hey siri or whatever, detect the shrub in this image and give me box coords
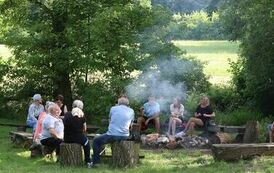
[216,108,264,126]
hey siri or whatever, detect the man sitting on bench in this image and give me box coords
[138,96,160,134]
[91,96,134,167]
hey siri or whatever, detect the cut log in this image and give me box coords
[209,132,233,144]
[243,121,259,143]
[9,131,33,148]
[111,141,140,168]
[59,143,83,167]
[212,143,274,161]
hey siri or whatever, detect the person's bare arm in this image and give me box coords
[49,128,59,139]
[204,112,215,118]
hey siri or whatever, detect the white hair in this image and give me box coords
[71,107,84,118]
[118,97,129,105]
[45,101,55,109]
[33,94,42,101]
[72,100,84,110]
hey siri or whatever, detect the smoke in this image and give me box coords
[126,57,193,112]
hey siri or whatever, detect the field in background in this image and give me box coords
[1,41,239,85]
[174,40,240,85]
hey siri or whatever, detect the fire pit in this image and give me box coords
[140,133,210,149]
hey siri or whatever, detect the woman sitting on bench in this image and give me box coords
[183,96,215,135]
[63,100,92,168]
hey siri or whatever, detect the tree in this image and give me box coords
[220,0,274,115]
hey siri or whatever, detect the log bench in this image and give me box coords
[212,143,274,161]
[9,131,33,148]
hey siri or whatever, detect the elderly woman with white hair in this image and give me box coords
[63,100,92,167]
[26,94,45,132]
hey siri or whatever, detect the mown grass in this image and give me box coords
[174,40,240,85]
[1,119,274,173]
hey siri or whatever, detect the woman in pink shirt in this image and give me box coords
[33,101,55,143]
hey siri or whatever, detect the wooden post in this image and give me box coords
[59,143,83,167]
[243,121,259,143]
[111,141,140,168]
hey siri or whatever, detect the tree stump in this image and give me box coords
[111,141,140,168]
[59,143,83,167]
[243,121,259,143]
[209,132,233,144]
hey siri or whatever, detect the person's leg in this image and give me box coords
[40,137,63,155]
[267,124,273,143]
[153,116,160,134]
[167,117,173,135]
[79,135,91,163]
[26,119,37,133]
[184,117,204,133]
[171,118,182,136]
[92,134,115,164]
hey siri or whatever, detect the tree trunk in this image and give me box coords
[209,132,233,144]
[243,121,259,143]
[111,141,140,168]
[212,143,274,161]
[59,143,83,167]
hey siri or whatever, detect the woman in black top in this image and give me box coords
[63,100,92,167]
[55,94,68,118]
[184,96,215,135]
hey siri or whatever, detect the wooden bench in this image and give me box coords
[212,143,274,161]
[9,131,33,148]
[86,125,100,133]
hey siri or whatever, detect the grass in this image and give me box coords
[174,40,240,85]
[1,119,274,172]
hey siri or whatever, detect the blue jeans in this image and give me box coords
[26,119,37,133]
[92,133,128,164]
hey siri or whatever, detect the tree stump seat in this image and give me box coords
[59,143,83,167]
[111,140,140,168]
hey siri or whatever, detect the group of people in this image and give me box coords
[138,95,215,138]
[26,93,216,168]
[26,94,135,168]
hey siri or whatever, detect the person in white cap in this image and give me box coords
[26,94,45,133]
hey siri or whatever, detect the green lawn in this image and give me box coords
[174,40,240,85]
[1,122,274,173]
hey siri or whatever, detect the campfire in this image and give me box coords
[140,133,210,149]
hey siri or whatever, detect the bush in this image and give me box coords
[216,108,264,126]
[207,85,243,112]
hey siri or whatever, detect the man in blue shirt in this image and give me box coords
[138,96,161,134]
[91,97,134,166]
